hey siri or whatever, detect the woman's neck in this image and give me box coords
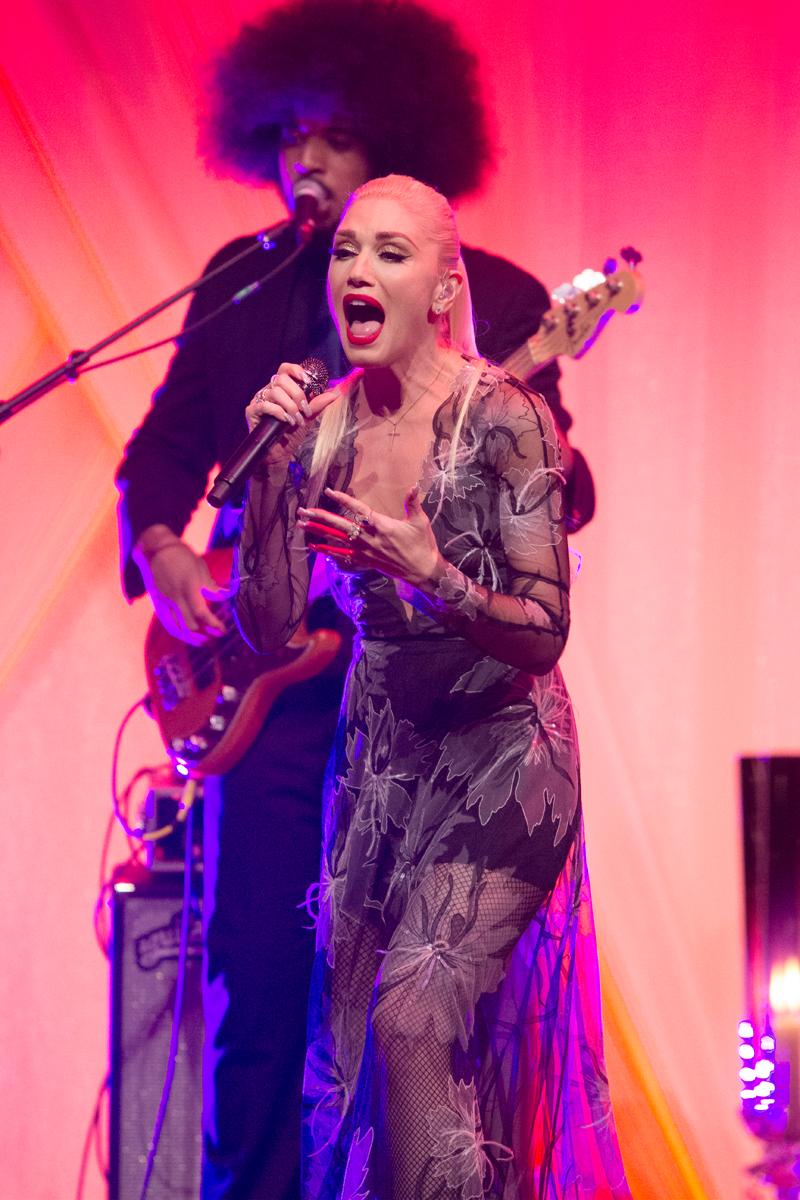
[360,344,464,418]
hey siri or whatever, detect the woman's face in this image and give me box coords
[328,196,446,369]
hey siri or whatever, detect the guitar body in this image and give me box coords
[144,547,342,777]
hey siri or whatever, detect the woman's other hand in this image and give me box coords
[297,486,442,587]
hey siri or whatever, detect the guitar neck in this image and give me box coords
[501,339,554,380]
[500,263,644,382]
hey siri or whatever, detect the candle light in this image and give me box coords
[770,956,800,1137]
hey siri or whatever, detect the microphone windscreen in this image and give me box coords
[300,357,329,398]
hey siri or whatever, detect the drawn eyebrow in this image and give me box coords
[333,229,418,249]
[375,231,418,248]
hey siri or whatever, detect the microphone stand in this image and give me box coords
[0,223,289,427]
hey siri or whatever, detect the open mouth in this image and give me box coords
[343,294,385,346]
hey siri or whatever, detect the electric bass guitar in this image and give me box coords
[145,250,644,776]
[144,547,342,778]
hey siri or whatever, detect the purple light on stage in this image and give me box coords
[739,1016,780,1136]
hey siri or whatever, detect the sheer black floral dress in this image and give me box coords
[236,362,630,1200]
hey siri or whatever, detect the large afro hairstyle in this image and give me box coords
[200,0,494,201]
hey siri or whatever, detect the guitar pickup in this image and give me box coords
[154,655,192,711]
[188,646,217,691]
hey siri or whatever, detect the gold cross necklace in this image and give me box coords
[376,361,446,449]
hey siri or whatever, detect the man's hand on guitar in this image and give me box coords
[134,525,231,645]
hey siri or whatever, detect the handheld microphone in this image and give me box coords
[293,178,326,244]
[207,356,329,508]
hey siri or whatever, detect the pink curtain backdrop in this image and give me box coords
[1,1,798,1196]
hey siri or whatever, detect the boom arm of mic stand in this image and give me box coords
[0,223,289,427]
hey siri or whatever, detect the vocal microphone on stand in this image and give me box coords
[205,179,329,509]
[293,177,326,245]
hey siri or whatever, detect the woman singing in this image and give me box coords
[236,175,629,1199]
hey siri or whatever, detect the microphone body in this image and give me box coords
[207,357,329,508]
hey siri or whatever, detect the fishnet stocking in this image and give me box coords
[328,914,385,1114]
[331,918,384,1039]
[371,864,547,1199]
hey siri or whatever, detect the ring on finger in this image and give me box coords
[347,512,370,541]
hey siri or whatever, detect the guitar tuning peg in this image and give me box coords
[620,246,643,268]
[602,257,617,275]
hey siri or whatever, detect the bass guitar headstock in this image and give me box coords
[502,247,644,379]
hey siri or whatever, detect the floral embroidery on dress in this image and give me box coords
[500,464,564,557]
[427,1077,514,1198]
[433,561,483,619]
[529,672,574,763]
[374,869,517,1050]
[341,1126,374,1200]
[305,1019,359,1147]
[444,511,504,589]
[450,655,513,695]
[343,695,434,855]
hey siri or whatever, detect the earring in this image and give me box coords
[432,301,444,315]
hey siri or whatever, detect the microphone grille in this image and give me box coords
[300,357,329,398]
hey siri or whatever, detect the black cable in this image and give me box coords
[93,808,117,957]
[137,793,196,1200]
[75,1075,109,1200]
[80,241,303,373]
[94,1078,110,1181]
[110,697,150,839]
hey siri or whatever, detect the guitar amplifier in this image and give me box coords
[108,869,204,1200]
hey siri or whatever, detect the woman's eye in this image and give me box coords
[380,249,407,263]
[331,245,356,260]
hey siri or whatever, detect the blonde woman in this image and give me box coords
[236,175,629,1200]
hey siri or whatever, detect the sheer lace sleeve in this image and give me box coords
[233,433,317,653]
[424,375,571,674]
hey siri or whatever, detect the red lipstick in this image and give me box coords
[343,293,385,346]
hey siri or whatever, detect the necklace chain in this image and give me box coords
[373,362,446,448]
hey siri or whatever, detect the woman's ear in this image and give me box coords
[432,270,463,315]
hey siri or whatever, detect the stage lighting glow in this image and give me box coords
[770,958,800,1013]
